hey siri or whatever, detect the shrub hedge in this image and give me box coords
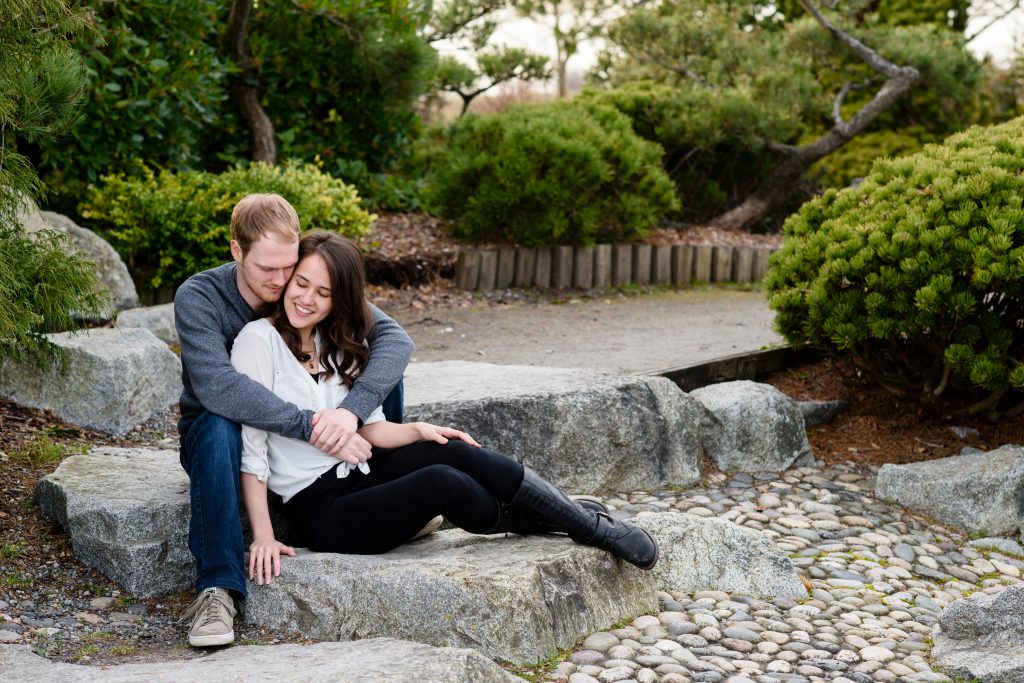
[81,162,373,290]
[766,118,1024,419]
[428,102,678,246]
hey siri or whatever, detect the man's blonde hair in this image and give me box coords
[230,193,300,254]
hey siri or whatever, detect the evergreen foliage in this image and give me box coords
[81,162,374,290]
[596,0,984,224]
[428,102,678,246]
[766,118,1024,419]
[0,221,109,369]
[0,0,91,223]
[1,1,108,367]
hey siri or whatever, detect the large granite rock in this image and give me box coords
[689,381,813,472]
[932,584,1024,682]
[875,445,1024,535]
[244,530,657,665]
[631,512,807,599]
[405,361,704,492]
[117,303,177,345]
[13,196,139,314]
[35,447,193,598]
[0,639,522,682]
[0,327,181,435]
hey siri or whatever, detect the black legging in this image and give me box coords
[284,440,524,554]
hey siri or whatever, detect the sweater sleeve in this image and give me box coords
[338,303,413,421]
[175,281,314,441]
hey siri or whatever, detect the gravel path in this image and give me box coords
[394,288,783,374]
[536,465,1018,683]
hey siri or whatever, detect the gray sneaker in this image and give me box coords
[179,587,237,647]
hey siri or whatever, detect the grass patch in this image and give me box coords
[8,435,89,468]
[1,541,24,559]
[1,572,34,589]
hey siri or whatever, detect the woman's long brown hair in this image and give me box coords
[258,231,372,388]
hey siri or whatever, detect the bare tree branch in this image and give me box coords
[966,0,1022,44]
[764,139,800,155]
[709,0,919,229]
[832,81,852,125]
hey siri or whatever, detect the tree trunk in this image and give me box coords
[709,0,919,230]
[227,0,276,164]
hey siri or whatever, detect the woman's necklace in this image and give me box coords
[301,342,317,372]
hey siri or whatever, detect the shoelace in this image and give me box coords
[178,590,228,626]
[196,596,222,628]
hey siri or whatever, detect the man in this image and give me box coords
[173,194,412,646]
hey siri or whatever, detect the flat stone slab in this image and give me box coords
[405,361,704,492]
[689,380,813,472]
[0,639,522,682]
[35,447,193,598]
[631,512,807,600]
[244,530,657,665]
[0,327,181,434]
[933,583,1024,682]
[876,445,1024,535]
[117,303,177,345]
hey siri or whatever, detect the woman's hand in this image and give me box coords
[414,422,482,448]
[248,537,296,585]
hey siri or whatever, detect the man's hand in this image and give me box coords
[311,408,371,463]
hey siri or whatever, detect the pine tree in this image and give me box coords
[1,1,108,368]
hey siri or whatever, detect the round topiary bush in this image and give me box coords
[428,102,679,246]
[81,162,374,291]
[766,118,1024,419]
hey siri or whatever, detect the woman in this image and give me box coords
[231,230,658,585]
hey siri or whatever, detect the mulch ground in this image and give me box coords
[762,355,1024,469]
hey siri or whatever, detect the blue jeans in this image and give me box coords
[179,380,405,597]
[180,410,247,597]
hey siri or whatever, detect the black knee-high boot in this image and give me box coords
[507,467,659,570]
[486,498,609,536]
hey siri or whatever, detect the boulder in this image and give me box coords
[35,447,194,598]
[932,584,1024,682]
[13,197,139,313]
[0,327,181,435]
[689,381,813,472]
[117,303,177,345]
[875,445,1024,536]
[405,361,704,492]
[244,530,657,665]
[630,512,807,599]
[798,399,849,428]
[0,639,523,682]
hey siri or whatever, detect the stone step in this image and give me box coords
[875,444,1024,535]
[404,361,705,492]
[0,638,522,682]
[0,327,181,435]
[243,531,657,665]
[35,447,193,598]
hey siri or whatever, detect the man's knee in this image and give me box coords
[183,412,242,473]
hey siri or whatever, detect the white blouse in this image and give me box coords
[230,318,385,502]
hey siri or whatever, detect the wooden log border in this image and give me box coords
[454,244,780,291]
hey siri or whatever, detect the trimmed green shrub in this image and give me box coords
[577,81,804,224]
[0,224,108,369]
[429,102,678,246]
[766,118,1024,419]
[81,162,374,290]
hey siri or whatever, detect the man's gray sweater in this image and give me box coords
[174,262,413,440]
